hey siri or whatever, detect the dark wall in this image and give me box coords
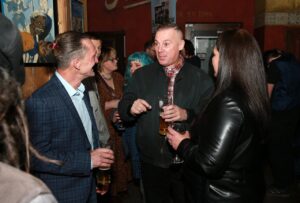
[254,26,286,51]
[87,0,255,57]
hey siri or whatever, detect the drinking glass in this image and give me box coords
[112,109,125,131]
[96,142,112,195]
[96,170,111,195]
[158,96,170,136]
[170,122,186,164]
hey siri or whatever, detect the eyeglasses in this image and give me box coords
[107,57,119,62]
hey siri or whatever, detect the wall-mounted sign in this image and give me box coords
[151,0,176,33]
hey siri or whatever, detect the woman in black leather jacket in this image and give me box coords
[167,29,270,203]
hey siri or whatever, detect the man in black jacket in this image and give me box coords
[118,24,214,203]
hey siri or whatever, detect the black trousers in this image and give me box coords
[141,162,187,203]
[267,108,300,189]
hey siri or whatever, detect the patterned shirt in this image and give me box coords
[164,55,184,103]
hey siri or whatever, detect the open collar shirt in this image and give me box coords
[55,71,94,149]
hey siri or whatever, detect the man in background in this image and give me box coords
[182,39,201,69]
[264,49,300,196]
[83,32,111,145]
[144,38,156,61]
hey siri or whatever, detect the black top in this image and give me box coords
[178,89,265,202]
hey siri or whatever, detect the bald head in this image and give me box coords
[154,24,185,67]
[155,24,183,40]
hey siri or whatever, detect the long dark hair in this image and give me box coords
[213,29,270,136]
[0,67,60,172]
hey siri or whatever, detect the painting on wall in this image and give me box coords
[151,0,176,33]
[71,0,86,32]
[0,0,58,65]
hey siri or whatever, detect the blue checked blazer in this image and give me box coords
[26,75,99,203]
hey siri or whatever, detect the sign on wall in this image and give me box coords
[151,0,176,32]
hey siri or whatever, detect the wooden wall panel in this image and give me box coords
[22,67,54,99]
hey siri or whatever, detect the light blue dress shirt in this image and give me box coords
[55,72,94,149]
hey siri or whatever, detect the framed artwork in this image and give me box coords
[70,0,87,32]
[0,0,58,66]
[151,0,176,33]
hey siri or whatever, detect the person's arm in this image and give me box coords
[177,96,244,178]
[118,73,139,122]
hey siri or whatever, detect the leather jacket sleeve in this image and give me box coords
[177,95,245,178]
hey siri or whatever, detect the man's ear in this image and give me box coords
[179,39,185,51]
[71,58,80,70]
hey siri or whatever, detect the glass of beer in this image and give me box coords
[159,95,171,136]
[96,142,112,195]
[96,170,111,195]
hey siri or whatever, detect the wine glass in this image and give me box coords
[170,122,186,164]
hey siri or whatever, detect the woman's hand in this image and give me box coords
[166,126,190,150]
[111,110,121,123]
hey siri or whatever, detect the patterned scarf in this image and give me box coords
[164,55,184,104]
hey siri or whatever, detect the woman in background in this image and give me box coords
[96,47,131,196]
[167,29,270,203]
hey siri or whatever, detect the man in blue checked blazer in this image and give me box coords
[26,31,114,203]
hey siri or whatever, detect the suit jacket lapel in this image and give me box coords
[83,91,99,148]
[51,75,91,149]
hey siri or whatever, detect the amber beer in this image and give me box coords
[96,170,111,194]
[159,114,168,135]
[158,95,170,135]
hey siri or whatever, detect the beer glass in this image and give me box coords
[96,142,112,195]
[96,170,111,195]
[158,96,170,136]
